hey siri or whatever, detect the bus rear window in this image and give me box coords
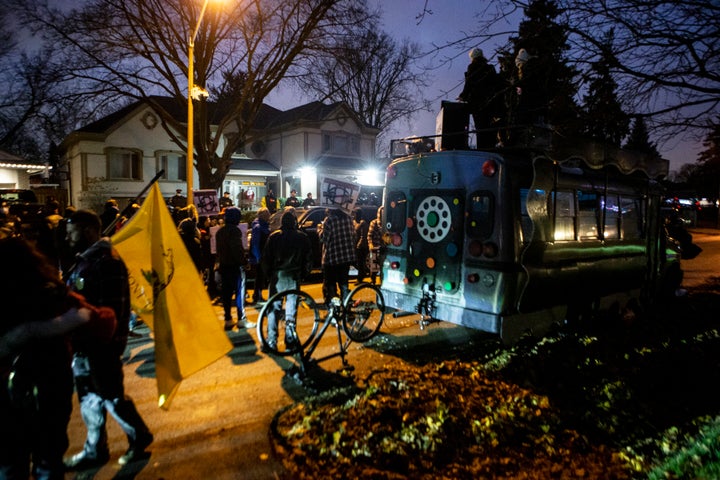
[467,191,494,239]
[386,191,407,233]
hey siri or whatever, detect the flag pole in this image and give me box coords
[102,170,166,237]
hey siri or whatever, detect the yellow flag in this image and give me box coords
[112,183,232,409]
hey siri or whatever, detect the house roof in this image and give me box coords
[229,157,278,173]
[255,101,376,131]
[75,96,183,134]
[70,96,376,138]
[0,149,44,168]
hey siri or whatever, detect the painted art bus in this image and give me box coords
[380,111,682,343]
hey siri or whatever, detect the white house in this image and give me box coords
[59,97,381,212]
[0,149,48,189]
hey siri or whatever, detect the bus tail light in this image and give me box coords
[467,273,479,283]
[390,261,400,269]
[482,159,497,177]
[483,242,498,258]
[469,240,483,257]
[391,233,403,246]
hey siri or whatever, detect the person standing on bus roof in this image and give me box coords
[457,48,503,148]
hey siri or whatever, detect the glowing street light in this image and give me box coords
[186,0,216,205]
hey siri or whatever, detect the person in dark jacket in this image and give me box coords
[216,207,253,331]
[0,236,99,480]
[178,206,203,273]
[248,208,271,304]
[284,190,301,208]
[99,199,120,234]
[260,208,312,352]
[63,209,153,469]
[458,47,502,148]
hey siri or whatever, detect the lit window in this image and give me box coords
[621,196,643,240]
[603,194,620,240]
[577,191,599,240]
[552,191,576,241]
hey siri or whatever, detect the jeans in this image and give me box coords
[266,274,300,346]
[71,353,151,455]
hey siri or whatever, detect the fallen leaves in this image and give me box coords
[270,278,720,479]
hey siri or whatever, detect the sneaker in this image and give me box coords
[118,433,153,465]
[224,321,235,331]
[285,324,299,350]
[237,315,256,328]
[64,450,110,470]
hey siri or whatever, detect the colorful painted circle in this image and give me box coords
[416,195,451,243]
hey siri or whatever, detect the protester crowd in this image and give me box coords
[0,186,387,476]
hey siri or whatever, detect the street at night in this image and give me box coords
[62,228,720,479]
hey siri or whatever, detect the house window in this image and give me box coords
[107,148,142,180]
[322,132,361,155]
[157,152,187,181]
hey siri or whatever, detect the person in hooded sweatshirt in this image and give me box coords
[260,208,312,352]
[216,207,253,331]
[63,209,153,469]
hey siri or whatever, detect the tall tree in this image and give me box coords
[463,0,719,152]
[294,26,430,148]
[0,11,55,160]
[500,0,579,137]
[690,121,720,198]
[15,0,372,190]
[579,32,629,146]
[624,117,660,157]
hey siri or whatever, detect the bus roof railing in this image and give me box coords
[389,125,668,180]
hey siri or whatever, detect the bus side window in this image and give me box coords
[621,196,642,240]
[577,191,599,240]
[467,191,494,239]
[519,188,532,243]
[604,194,620,240]
[552,191,575,241]
[386,191,407,233]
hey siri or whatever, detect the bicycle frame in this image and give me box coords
[293,297,354,379]
[257,283,385,381]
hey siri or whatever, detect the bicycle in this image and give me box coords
[256,283,385,378]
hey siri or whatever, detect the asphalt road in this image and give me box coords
[63,280,491,480]
[63,228,720,479]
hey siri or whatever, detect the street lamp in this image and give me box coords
[187,0,214,206]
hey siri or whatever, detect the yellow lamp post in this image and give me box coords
[186,0,214,206]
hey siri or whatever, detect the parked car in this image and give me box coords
[267,205,379,269]
[0,189,44,221]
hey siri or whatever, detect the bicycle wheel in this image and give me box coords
[257,289,321,356]
[342,283,385,343]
